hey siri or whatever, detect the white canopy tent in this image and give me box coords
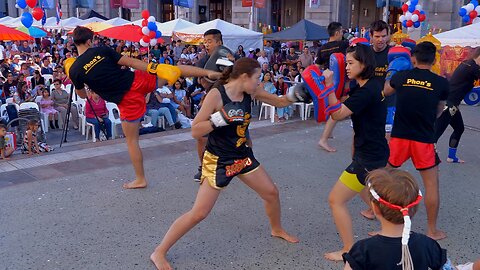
[434,23,480,47]
[173,19,263,51]
[32,17,60,29]
[60,17,85,31]
[0,16,13,24]
[105,17,131,26]
[81,17,105,24]
[156,19,196,37]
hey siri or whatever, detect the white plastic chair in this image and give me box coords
[259,102,275,123]
[76,98,96,142]
[304,102,314,119]
[106,102,121,139]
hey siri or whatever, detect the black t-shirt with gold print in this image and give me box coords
[69,46,134,104]
[372,45,394,107]
[390,68,449,143]
[206,84,252,159]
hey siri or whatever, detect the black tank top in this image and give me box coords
[206,84,252,159]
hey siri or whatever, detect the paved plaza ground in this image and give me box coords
[0,105,479,270]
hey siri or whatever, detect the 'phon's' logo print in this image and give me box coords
[83,55,105,73]
[404,78,433,90]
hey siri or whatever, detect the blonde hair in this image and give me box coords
[367,168,422,270]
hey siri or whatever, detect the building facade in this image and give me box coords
[0,0,468,34]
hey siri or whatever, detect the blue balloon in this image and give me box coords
[155,30,161,38]
[411,0,418,6]
[402,20,407,27]
[463,15,471,22]
[21,12,33,28]
[420,10,426,15]
[147,21,157,31]
[414,21,421,28]
[459,8,467,16]
[17,0,27,9]
[408,5,415,12]
[472,0,478,6]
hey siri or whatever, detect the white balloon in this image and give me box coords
[406,1,411,5]
[142,26,150,36]
[473,17,480,24]
[15,4,19,8]
[399,15,406,22]
[405,11,412,20]
[411,14,419,22]
[407,26,415,32]
[147,16,155,22]
[465,3,475,12]
[149,39,157,47]
[475,5,480,13]
[139,39,149,47]
[415,4,422,11]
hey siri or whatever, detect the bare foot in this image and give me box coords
[367,230,380,237]
[318,140,336,152]
[324,249,348,261]
[150,250,173,270]
[271,229,299,243]
[427,230,447,240]
[360,209,375,220]
[446,157,465,163]
[122,179,147,189]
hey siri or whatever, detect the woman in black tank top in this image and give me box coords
[151,58,309,270]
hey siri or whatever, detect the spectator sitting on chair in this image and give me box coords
[187,77,206,114]
[85,91,112,140]
[2,73,16,102]
[0,124,14,159]
[156,84,182,128]
[262,72,276,94]
[51,79,79,130]
[171,80,191,118]
[40,56,54,75]
[145,92,177,129]
[274,76,291,121]
[30,70,45,89]
[159,50,173,64]
[40,88,59,129]
[16,81,34,103]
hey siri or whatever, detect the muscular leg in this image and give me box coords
[325,180,359,261]
[121,121,147,189]
[418,166,446,240]
[318,118,337,152]
[151,182,221,270]
[238,166,298,243]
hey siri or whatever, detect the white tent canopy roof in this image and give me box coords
[434,23,480,47]
[105,17,131,26]
[173,19,263,51]
[156,19,196,37]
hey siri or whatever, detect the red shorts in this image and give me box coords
[388,137,440,170]
[118,70,157,121]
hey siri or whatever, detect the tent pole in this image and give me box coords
[249,0,255,30]
[383,0,390,23]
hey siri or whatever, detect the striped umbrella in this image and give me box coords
[16,26,48,38]
[0,24,33,41]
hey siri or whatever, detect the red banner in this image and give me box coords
[440,46,474,80]
[122,0,140,9]
[242,0,265,8]
[110,0,121,8]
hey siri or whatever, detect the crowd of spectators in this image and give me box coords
[0,32,318,159]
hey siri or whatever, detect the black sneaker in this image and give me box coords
[194,166,202,182]
[174,122,182,129]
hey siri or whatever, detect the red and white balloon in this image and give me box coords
[139,10,162,47]
[399,0,426,32]
[458,1,480,24]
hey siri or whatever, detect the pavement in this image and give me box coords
[0,105,479,270]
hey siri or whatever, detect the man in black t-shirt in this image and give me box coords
[67,26,218,190]
[369,20,395,135]
[315,22,350,152]
[434,47,480,163]
[384,42,448,241]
